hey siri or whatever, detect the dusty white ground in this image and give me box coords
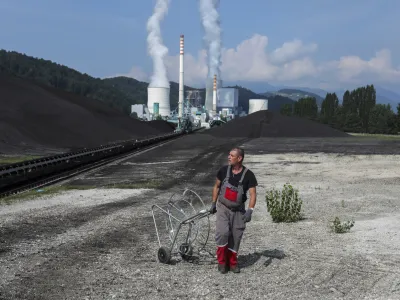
[1,153,400,299]
[241,153,400,299]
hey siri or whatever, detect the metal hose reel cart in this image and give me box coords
[151,188,211,264]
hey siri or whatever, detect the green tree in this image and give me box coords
[396,103,400,133]
[342,112,363,133]
[358,85,376,133]
[280,103,293,116]
[342,90,353,114]
[294,97,318,119]
[320,92,339,125]
[368,104,397,134]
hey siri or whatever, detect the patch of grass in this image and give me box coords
[265,183,304,223]
[0,155,42,165]
[1,185,95,203]
[348,133,400,140]
[331,216,354,233]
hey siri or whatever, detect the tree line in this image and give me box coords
[280,84,400,135]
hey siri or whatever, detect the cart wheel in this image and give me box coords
[179,243,193,260]
[158,247,171,264]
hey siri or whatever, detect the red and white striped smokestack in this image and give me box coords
[178,34,184,118]
[212,74,217,112]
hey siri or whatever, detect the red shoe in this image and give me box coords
[227,249,240,273]
[217,264,228,274]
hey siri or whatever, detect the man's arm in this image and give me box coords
[212,178,221,202]
[248,187,256,209]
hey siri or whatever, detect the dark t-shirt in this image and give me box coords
[217,165,258,202]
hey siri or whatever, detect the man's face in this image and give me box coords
[228,150,242,166]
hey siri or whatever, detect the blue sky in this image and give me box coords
[1,0,400,92]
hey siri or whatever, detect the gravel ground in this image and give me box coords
[1,135,400,299]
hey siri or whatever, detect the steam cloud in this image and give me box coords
[147,0,170,88]
[199,0,222,80]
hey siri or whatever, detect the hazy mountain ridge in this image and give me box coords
[223,81,400,108]
[260,88,324,106]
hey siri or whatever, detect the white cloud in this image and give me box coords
[117,34,400,89]
[333,49,400,83]
[270,39,318,64]
[164,50,208,84]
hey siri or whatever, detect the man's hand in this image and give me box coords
[242,209,253,222]
[210,202,217,214]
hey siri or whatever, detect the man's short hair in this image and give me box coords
[231,147,244,160]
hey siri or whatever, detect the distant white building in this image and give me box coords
[131,104,151,120]
[217,87,239,115]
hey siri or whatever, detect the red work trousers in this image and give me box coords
[215,201,246,267]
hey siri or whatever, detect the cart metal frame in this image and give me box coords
[151,188,211,264]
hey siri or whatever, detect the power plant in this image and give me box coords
[134,26,272,129]
[141,34,243,129]
[140,0,261,129]
[140,32,270,126]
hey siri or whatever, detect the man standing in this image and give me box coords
[209,147,258,274]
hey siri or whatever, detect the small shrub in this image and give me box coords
[331,217,354,233]
[265,183,303,222]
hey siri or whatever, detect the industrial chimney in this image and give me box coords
[212,74,217,113]
[178,34,184,118]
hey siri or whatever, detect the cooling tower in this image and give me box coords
[248,99,268,114]
[148,87,170,117]
[205,77,222,111]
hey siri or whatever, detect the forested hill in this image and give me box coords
[0,49,295,114]
[265,88,325,106]
[0,50,141,114]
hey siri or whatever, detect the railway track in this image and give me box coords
[0,127,203,199]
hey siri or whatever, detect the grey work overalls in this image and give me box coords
[215,165,248,266]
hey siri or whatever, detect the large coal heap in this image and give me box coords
[146,120,177,133]
[0,74,174,153]
[207,110,349,138]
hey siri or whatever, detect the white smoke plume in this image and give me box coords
[146,0,170,88]
[199,0,222,80]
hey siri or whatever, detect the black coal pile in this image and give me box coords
[207,110,349,138]
[147,120,177,133]
[0,74,174,153]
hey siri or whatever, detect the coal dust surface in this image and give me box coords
[206,110,349,138]
[0,74,174,154]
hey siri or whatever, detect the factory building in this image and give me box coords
[216,87,239,117]
[248,99,268,114]
[131,104,151,120]
[218,87,238,109]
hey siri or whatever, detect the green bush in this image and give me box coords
[331,217,354,233]
[265,183,303,222]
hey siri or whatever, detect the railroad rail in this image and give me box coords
[0,127,204,198]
